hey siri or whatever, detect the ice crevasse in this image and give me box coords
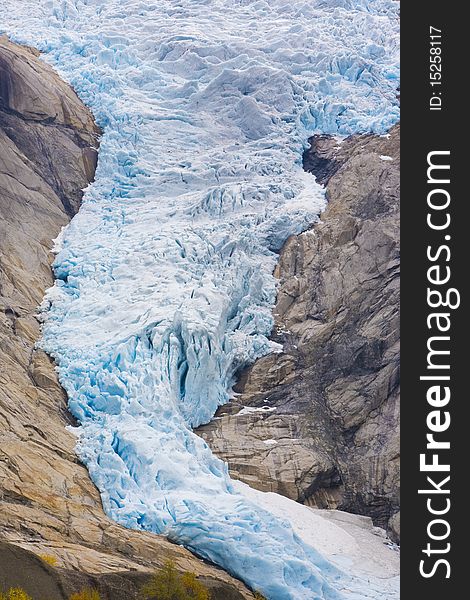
[1,1,399,598]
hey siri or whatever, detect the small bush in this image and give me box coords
[180,572,210,600]
[0,589,33,600]
[38,554,58,567]
[253,593,267,600]
[141,560,210,600]
[69,588,101,600]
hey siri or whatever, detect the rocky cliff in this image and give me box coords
[198,125,400,541]
[0,36,250,600]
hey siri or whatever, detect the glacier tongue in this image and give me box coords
[1,1,399,598]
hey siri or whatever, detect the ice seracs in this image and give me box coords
[1,1,399,598]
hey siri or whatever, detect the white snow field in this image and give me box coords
[237,482,400,600]
[1,1,399,598]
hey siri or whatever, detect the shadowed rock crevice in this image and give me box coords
[198,125,400,541]
[0,35,251,599]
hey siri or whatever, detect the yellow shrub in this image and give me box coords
[69,588,101,600]
[0,589,33,600]
[141,560,211,600]
[180,572,210,600]
[253,593,267,600]
[38,554,58,567]
[141,560,182,600]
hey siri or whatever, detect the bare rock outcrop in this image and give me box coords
[198,125,400,541]
[0,36,250,599]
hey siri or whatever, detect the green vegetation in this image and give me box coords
[0,585,103,600]
[141,560,210,600]
[0,589,33,600]
[0,564,215,600]
[37,554,58,567]
[68,589,101,600]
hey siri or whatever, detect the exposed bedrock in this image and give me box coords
[0,36,250,599]
[197,125,400,541]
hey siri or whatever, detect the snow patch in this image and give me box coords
[236,481,400,599]
[262,439,278,446]
[237,406,277,416]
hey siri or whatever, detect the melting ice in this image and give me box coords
[1,1,399,598]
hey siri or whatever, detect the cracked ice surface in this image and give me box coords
[1,1,399,598]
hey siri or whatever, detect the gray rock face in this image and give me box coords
[197,125,400,540]
[0,35,99,216]
[0,36,251,599]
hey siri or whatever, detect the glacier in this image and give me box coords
[1,1,399,598]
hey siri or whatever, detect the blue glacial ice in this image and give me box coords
[1,1,399,598]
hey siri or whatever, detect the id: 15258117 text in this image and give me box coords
[429,26,443,111]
